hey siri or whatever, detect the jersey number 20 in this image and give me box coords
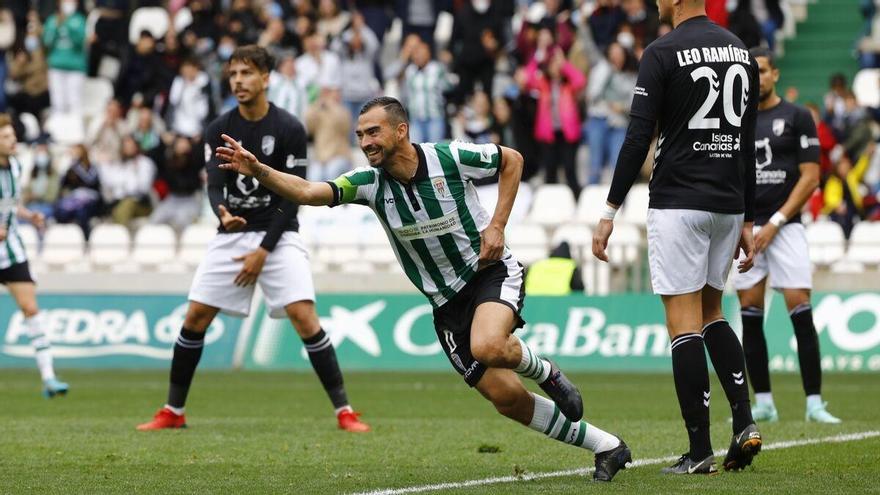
[688,65,750,130]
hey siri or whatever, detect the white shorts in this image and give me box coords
[188,231,315,318]
[731,223,812,290]
[646,208,744,295]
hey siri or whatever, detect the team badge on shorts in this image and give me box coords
[432,177,449,198]
[772,119,785,136]
[262,135,275,155]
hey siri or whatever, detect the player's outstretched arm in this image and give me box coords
[215,134,334,206]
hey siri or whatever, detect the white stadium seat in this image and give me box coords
[551,224,592,253]
[82,78,115,119]
[88,224,131,268]
[41,224,86,267]
[45,113,85,146]
[179,224,217,267]
[132,224,177,267]
[527,184,576,226]
[846,222,880,265]
[507,223,548,265]
[620,183,650,226]
[806,221,846,266]
[576,184,611,225]
[314,226,361,267]
[361,223,396,267]
[607,223,642,265]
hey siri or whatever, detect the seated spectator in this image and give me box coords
[99,136,156,227]
[304,85,352,182]
[524,241,585,295]
[586,42,637,185]
[54,144,102,238]
[21,140,59,221]
[114,30,171,107]
[87,98,129,164]
[6,41,50,118]
[130,106,167,167]
[167,58,212,139]
[524,45,587,199]
[150,135,204,231]
[823,147,873,238]
[269,53,310,120]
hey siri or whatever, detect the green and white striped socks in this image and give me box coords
[514,336,551,383]
[528,393,620,453]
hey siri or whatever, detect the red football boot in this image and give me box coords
[136,408,187,431]
[337,410,371,432]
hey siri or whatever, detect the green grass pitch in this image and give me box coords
[1,370,878,494]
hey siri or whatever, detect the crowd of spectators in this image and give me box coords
[0,0,876,240]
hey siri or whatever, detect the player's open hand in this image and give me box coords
[592,219,613,262]
[232,247,268,287]
[216,134,261,177]
[737,223,756,273]
[218,204,247,232]
[754,223,778,253]
[478,223,505,268]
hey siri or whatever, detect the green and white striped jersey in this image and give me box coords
[0,156,28,269]
[330,141,508,307]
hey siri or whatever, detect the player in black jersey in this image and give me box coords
[137,46,370,433]
[592,0,762,474]
[732,47,841,424]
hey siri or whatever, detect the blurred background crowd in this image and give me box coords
[0,0,878,242]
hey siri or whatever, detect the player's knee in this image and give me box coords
[183,309,214,332]
[470,338,506,367]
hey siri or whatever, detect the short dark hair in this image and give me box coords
[360,96,409,125]
[749,47,775,68]
[229,45,275,74]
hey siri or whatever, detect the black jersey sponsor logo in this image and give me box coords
[236,173,260,195]
[261,135,275,155]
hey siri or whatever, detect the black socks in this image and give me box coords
[303,329,349,410]
[167,327,205,409]
[790,303,822,396]
[703,320,754,433]
[671,333,713,459]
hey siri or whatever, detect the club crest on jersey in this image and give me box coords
[772,119,785,136]
[432,177,448,198]
[261,135,275,155]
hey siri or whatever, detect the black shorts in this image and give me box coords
[432,256,526,387]
[0,261,34,285]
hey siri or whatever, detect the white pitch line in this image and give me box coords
[352,430,880,495]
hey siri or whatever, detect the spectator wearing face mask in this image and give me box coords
[42,0,87,116]
[21,140,59,222]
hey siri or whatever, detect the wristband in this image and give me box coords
[769,211,787,228]
[601,204,619,221]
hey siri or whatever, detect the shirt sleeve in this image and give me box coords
[629,45,666,122]
[203,121,229,220]
[447,141,502,181]
[794,106,821,165]
[327,167,378,207]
